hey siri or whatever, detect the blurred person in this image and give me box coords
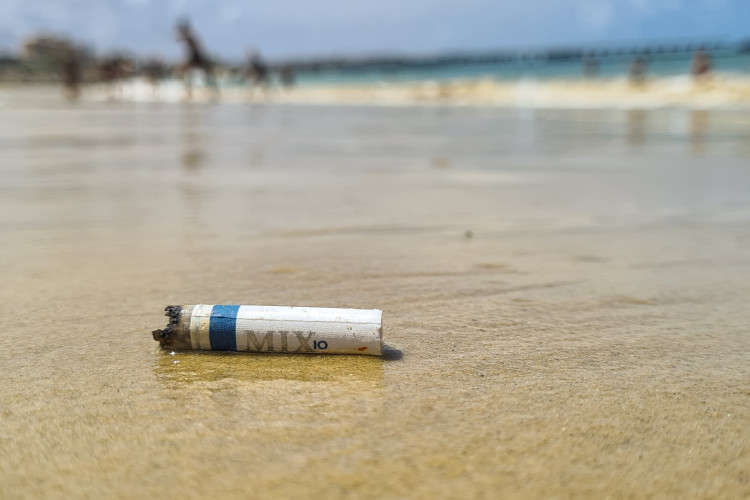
[279,64,296,88]
[60,48,81,101]
[176,19,218,100]
[143,57,166,99]
[582,53,599,78]
[243,49,271,99]
[691,48,712,82]
[99,56,131,101]
[629,56,648,86]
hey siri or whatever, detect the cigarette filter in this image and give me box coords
[153,305,383,355]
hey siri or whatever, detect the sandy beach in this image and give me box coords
[1,89,749,498]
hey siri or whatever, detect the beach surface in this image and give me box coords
[1,89,749,498]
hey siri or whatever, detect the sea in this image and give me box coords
[291,47,750,86]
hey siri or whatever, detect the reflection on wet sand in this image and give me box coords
[690,109,710,155]
[154,350,386,385]
[180,107,207,171]
[152,351,386,445]
[627,109,647,146]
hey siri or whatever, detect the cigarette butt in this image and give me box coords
[152,305,383,355]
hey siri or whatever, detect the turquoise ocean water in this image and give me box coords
[293,49,750,86]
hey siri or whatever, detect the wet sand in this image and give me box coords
[1,92,749,498]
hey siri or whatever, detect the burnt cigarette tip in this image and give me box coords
[152,305,182,341]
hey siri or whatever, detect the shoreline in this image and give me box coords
[4,73,750,110]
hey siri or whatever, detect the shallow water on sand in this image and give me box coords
[1,93,749,498]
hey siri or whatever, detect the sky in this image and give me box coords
[1,0,749,61]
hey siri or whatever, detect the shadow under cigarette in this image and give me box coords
[381,345,404,360]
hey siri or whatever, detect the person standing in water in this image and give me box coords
[279,65,296,88]
[99,56,132,101]
[582,53,600,78]
[691,48,712,82]
[243,49,271,100]
[176,19,218,100]
[61,51,81,101]
[629,56,648,86]
[143,57,166,99]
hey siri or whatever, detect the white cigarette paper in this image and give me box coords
[153,304,383,355]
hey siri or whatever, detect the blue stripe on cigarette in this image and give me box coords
[209,305,240,351]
